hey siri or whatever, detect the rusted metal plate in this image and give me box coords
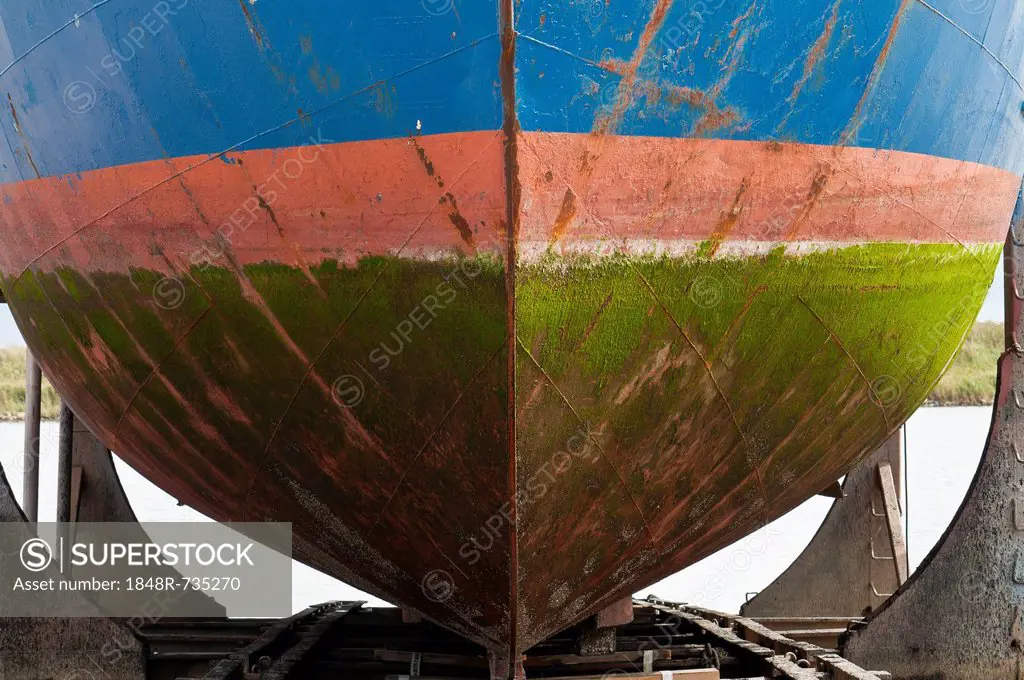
[0,444,146,679]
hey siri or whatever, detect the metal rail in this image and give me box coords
[643,599,891,680]
[260,602,364,679]
[192,601,362,680]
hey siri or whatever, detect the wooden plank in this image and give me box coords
[877,462,909,585]
[734,616,831,660]
[523,649,670,667]
[370,649,486,668]
[764,655,820,678]
[538,671,719,680]
[644,602,774,659]
[817,652,891,679]
[750,617,862,631]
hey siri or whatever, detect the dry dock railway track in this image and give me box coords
[142,599,885,680]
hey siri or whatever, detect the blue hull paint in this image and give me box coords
[0,0,1022,183]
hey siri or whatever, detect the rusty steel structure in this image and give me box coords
[839,194,1024,678]
[742,432,908,619]
[21,350,40,523]
[0,352,224,679]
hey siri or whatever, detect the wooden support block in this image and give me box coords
[577,626,617,656]
[401,608,423,624]
[817,480,845,499]
[70,466,83,523]
[595,596,635,629]
[876,462,908,585]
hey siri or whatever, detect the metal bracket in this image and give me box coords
[870,584,894,599]
[642,649,655,672]
[869,540,895,561]
[1013,552,1024,585]
[1011,223,1024,249]
[69,466,82,524]
[1012,279,1024,303]
[1014,498,1024,532]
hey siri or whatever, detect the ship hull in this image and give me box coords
[1,0,1023,657]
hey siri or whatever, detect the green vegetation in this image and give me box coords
[0,246,1003,426]
[929,321,1004,406]
[0,319,1007,421]
[0,348,60,420]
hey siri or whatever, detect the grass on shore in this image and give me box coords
[0,349,60,420]
[0,322,1006,419]
[928,321,1003,406]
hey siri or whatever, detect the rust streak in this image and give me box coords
[6,93,21,134]
[7,93,40,178]
[840,0,913,144]
[783,171,830,241]
[594,0,677,135]
[176,177,211,226]
[444,192,476,248]
[790,1,841,102]
[748,333,840,470]
[411,137,474,248]
[7,42,506,291]
[709,284,767,359]
[810,148,976,256]
[705,178,750,257]
[632,270,771,520]
[257,192,285,237]
[413,139,438,180]
[662,85,741,136]
[550,187,578,244]
[237,0,266,49]
[729,0,758,39]
[694,107,740,136]
[499,0,520,657]
[666,86,715,110]
[239,129,507,521]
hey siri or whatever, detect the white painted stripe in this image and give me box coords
[515,237,996,265]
